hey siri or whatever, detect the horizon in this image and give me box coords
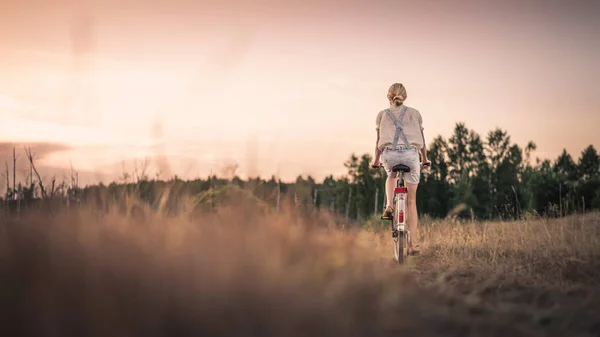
[1,0,599,184]
[0,132,596,188]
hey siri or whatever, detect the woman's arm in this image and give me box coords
[418,111,429,164]
[420,128,430,164]
[372,129,382,167]
[373,111,383,167]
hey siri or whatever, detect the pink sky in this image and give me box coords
[0,0,599,184]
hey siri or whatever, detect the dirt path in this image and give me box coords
[408,248,600,337]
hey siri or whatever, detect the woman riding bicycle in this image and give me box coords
[372,83,430,253]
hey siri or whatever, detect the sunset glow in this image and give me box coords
[1,0,599,184]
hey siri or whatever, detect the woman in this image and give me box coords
[372,83,430,253]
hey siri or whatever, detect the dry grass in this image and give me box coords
[418,213,600,286]
[1,199,599,336]
[414,213,600,335]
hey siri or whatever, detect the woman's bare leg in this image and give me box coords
[385,176,398,208]
[406,183,419,248]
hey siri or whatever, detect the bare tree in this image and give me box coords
[209,169,213,210]
[134,157,151,183]
[13,148,17,200]
[4,161,9,199]
[55,181,68,198]
[29,155,33,187]
[65,163,79,206]
[70,162,79,189]
[24,147,46,198]
[277,178,281,213]
[49,175,57,199]
[119,161,130,183]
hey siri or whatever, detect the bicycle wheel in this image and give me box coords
[406,230,412,256]
[394,231,405,264]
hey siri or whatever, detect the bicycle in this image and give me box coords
[375,162,430,264]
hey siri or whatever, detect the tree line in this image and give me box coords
[336,123,599,220]
[2,123,599,220]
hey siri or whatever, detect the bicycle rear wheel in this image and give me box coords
[394,231,406,264]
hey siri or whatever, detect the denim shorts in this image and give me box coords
[381,147,421,184]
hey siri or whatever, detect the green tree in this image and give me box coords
[418,136,450,217]
[468,130,492,218]
[344,154,359,183]
[447,123,470,182]
[321,175,338,212]
[495,144,523,218]
[519,141,538,212]
[355,154,375,219]
[485,128,512,216]
[578,145,599,179]
[554,149,578,181]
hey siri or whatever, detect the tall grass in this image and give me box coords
[419,213,600,287]
[1,192,599,336]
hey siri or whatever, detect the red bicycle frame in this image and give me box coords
[394,186,407,225]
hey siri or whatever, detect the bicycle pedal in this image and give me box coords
[380,215,393,220]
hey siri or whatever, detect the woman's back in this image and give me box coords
[376,104,424,150]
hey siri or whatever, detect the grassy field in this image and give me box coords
[1,199,599,337]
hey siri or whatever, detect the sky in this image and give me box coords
[0,0,599,185]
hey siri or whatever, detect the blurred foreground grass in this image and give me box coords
[1,197,599,336]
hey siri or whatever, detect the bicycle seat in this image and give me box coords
[392,164,411,173]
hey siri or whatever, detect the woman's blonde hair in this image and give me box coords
[387,83,407,107]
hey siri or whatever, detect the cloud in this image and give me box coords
[0,142,70,161]
[0,94,34,112]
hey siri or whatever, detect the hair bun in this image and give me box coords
[387,83,408,106]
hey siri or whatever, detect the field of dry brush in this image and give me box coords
[1,198,599,337]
